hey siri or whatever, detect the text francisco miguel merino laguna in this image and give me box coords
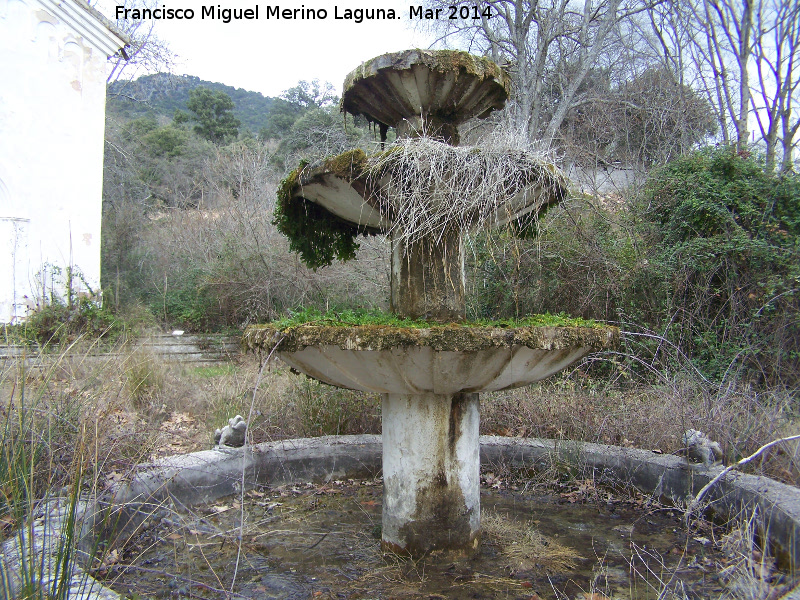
[115,5,403,23]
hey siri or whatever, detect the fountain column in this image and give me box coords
[379,95,485,553]
[381,392,479,555]
[390,229,465,322]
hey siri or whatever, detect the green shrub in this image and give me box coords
[465,146,799,385]
[638,146,800,384]
[9,298,122,347]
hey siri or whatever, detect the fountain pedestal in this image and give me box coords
[243,324,618,557]
[382,392,479,555]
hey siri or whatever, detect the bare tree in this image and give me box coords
[675,0,800,171]
[421,0,656,144]
[752,0,800,172]
[643,2,705,151]
[560,66,716,168]
[99,0,175,83]
[687,0,753,151]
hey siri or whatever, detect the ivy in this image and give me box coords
[640,146,800,383]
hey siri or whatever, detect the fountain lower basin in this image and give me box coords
[244,323,617,556]
[244,324,615,395]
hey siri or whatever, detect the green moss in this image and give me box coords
[266,307,602,330]
[323,149,368,178]
[243,309,618,354]
[272,154,376,270]
[343,49,510,98]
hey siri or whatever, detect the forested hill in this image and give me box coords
[107,73,276,133]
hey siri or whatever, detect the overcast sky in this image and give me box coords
[100,1,441,98]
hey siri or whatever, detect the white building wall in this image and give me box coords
[0,0,115,322]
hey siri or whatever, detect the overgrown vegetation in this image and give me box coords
[273,136,566,270]
[468,147,800,386]
[268,306,600,329]
[640,147,800,383]
[5,298,123,348]
[272,156,378,270]
[102,77,386,329]
[287,377,381,437]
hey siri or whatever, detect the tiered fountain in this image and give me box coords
[244,49,618,557]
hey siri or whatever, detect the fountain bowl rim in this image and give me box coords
[243,322,619,354]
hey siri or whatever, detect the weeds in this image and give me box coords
[123,349,165,409]
[287,376,380,437]
[271,305,601,329]
[6,300,123,348]
[369,135,566,246]
[717,511,779,600]
[481,373,799,485]
[0,347,106,598]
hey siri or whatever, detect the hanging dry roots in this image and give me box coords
[367,136,566,247]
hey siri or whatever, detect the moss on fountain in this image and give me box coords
[274,144,568,269]
[243,312,618,354]
[273,152,381,270]
[322,148,369,178]
[267,308,602,329]
[342,49,511,128]
[344,49,510,91]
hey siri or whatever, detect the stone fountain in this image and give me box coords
[245,49,618,557]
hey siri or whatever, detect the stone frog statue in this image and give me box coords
[214,415,247,448]
[681,429,723,467]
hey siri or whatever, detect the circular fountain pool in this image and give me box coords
[102,475,792,600]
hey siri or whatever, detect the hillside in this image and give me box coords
[107,73,276,133]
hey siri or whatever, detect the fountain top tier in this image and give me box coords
[341,49,512,145]
[274,49,566,314]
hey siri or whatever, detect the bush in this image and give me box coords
[10,298,122,347]
[465,146,799,386]
[287,377,381,437]
[638,147,800,384]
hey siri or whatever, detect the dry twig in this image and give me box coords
[687,434,800,523]
[368,136,564,247]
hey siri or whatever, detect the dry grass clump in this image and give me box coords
[717,512,780,600]
[123,348,166,408]
[481,375,799,485]
[482,509,579,574]
[281,374,381,437]
[1,342,173,487]
[368,136,566,246]
[1,345,379,483]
